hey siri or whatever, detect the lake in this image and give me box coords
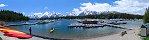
[6,19,143,39]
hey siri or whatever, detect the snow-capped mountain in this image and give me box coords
[28,15,40,19]
[101,11,121,14]
[28,11,123,19]
[41,15,49,18]
[29,12,63,19]
[67,13,77,16]
[78,11,99,16]
[78,11,122,16]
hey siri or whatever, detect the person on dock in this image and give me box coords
[29,27,32,35]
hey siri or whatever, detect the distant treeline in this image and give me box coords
[54,13,143,19]
[0,10,29,21]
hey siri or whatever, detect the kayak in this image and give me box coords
[5,30,26,34]
[0,26,4,28]
[0,26,10,29]
[0,28,9,33]
[0,28,25,34]
[4,32,32,39]
[0,26,32,39]
[50,28,54,33]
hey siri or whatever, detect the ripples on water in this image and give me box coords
[7,19,143,39]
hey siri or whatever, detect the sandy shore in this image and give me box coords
[0,28,142,40]
[83,28,142,40]
[0,32,48,40]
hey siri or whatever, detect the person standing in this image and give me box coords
[29,27,32,35]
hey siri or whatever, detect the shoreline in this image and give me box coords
[0,27,142,40]
[28,33,71,40]
[0,32,70,40]
[0,32,48,40]
[83,28,141,40]
[2,26,71,40]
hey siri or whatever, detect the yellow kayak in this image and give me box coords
[50,28,54,33]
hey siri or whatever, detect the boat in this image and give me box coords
[50,20,55,22]
[77,19,98,24]
[108,21,127,25]
[22,22,32,25]
[36,20,50,24]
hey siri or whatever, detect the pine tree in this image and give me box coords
[0,10,29,21]
[143,7,149,23]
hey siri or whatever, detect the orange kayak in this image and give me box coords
[0,26,32,39]
[0,28,25,34]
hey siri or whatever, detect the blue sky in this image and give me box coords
[0,0,117,15]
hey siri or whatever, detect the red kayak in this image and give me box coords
[4,32,32,39]
[0,26,4,28]
[0,26,10,29]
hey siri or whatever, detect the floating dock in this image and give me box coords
[68,23,104,28]
[68,23,132,30]
[103,24,132,30]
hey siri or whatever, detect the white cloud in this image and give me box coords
[0,4,8,7]
[72,0,149,15]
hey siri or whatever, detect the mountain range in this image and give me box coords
[28,11,123,19]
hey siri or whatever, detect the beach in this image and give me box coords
[0,28,142,40]
[83,28,142,40]
[0,32,48,40]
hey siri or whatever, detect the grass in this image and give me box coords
[0,37,2,40]
[144,36,149,40]
[137,31,149,40]
[137,32,141,36]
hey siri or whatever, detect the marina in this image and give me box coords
[68,19,130,30]
[2,19,143,39]
[68,23,132,30]
[0,0,147,40]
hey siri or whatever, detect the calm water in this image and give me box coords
[6,19,143,39]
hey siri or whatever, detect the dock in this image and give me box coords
[5,20,54,26]
[5,23,36,26]
[68,23,132,30]
[68,23,104,28]
[101,23,132,30]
